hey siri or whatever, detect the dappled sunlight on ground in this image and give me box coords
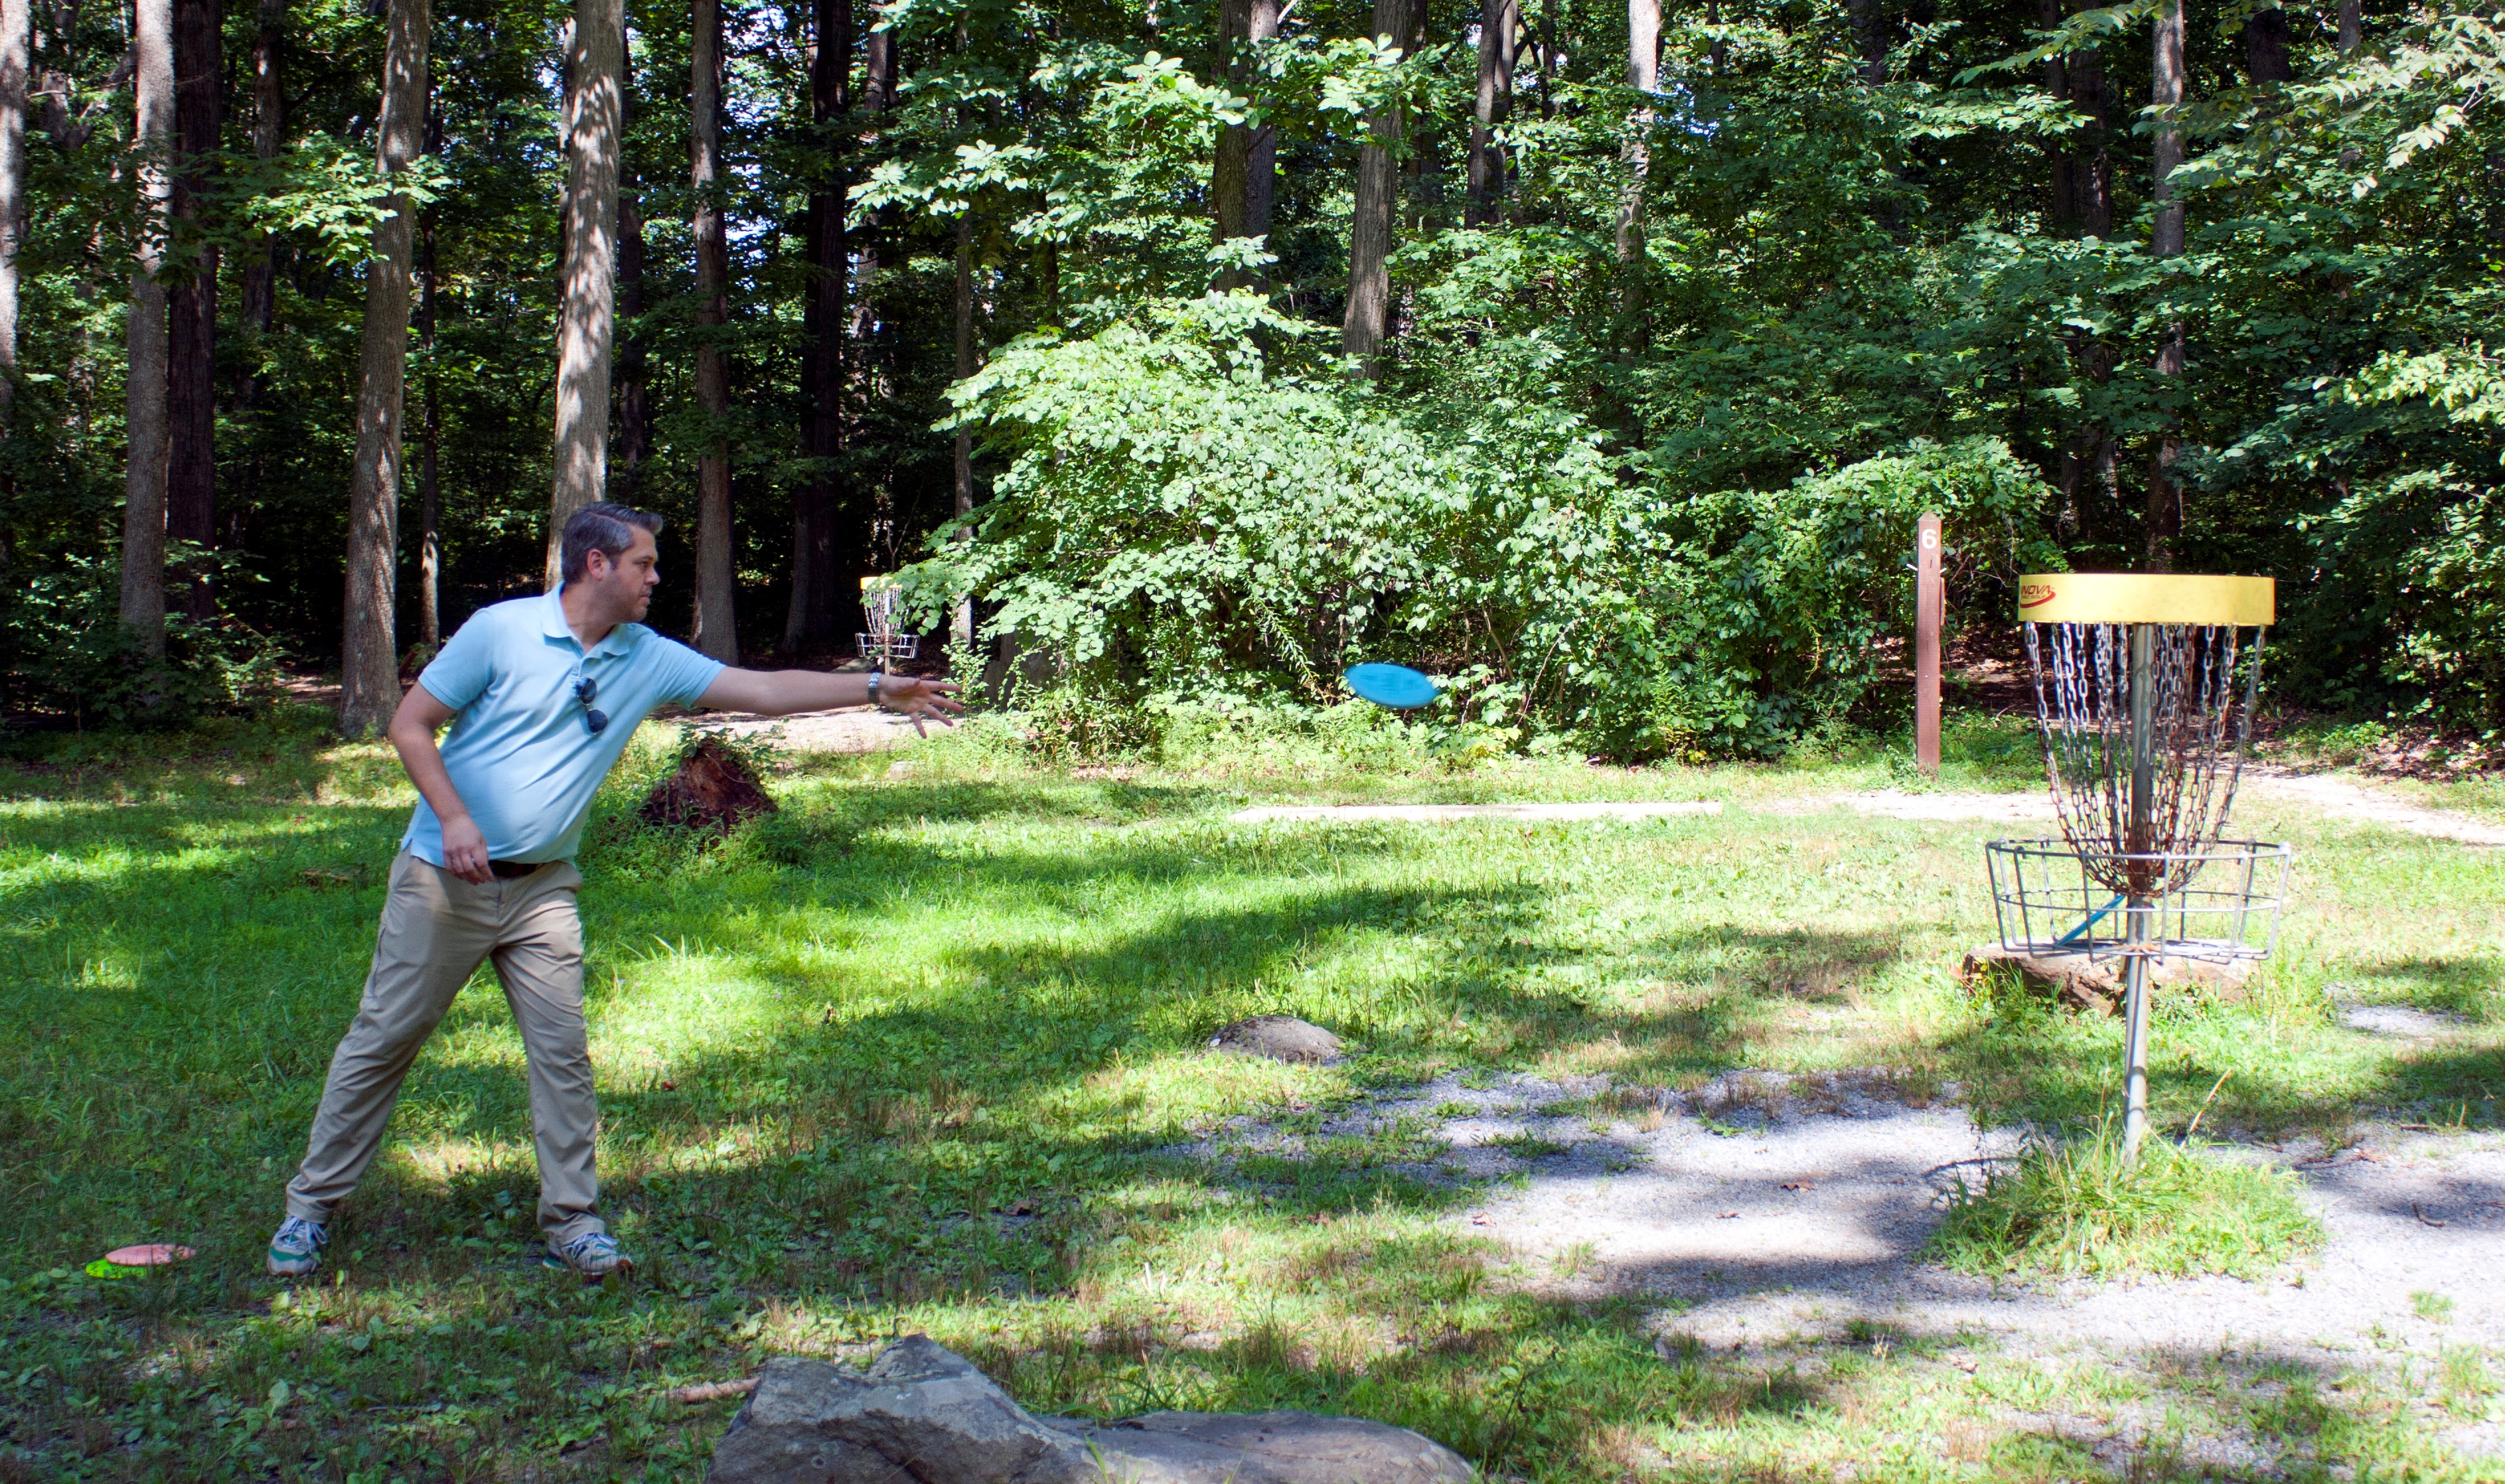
[1,721,2500,1477]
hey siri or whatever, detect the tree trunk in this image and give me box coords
[1535,0,1555,116]
[546,0,623,587]
[119,0,175,654]
[1211,0,1250,282]
[2066,5,2111,237]
[613,13,648,498]
[2144,0,2186,573]
[1616,0,1659,328]
[337,0,427,734]
[417,111,440,650]
[787,0,849,652]
[1245,0,1277,242]
[1849,0,1886,84]
[1211,0,1278,285]
[796,17,890,653]
[950,212,975,652]
[2244,7,2290,84]
[0,0,27,415]
[2039,0,2074,233]
[2338,0,2360,53]
[1466,0,1518,227]
[165,0,218,620]
[688,0,736,663]
[239,0,281,336]
[1343,0,1409,372]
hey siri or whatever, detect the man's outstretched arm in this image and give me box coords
[696,668,963,731]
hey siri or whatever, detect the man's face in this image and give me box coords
[586,528,661,621]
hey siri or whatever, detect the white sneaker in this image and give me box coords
[266,1216,327,1278]
[542,1230,633,1278]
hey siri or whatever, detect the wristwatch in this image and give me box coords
[867,670,885,709]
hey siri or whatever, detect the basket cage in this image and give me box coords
[1986,838,2290,964]
[856,581,919,665]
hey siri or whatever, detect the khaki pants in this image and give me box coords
[287,850,605,1244]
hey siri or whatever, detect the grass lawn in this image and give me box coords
[2,706,2500,1481]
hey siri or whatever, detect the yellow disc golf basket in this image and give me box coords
[1985,573,2291,1155]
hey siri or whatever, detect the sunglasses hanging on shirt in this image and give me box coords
[575,676,609,735]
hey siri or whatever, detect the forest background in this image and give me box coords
[0,0,2499,756]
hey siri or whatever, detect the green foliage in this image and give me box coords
[0,551,282,728]
[1930,1126,2326,1282]
[915,292,2060,755]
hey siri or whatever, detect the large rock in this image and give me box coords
[708,1337,1472,1484]
[1207,1015,1344,1065]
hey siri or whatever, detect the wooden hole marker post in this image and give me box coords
[1916,513,1942,777]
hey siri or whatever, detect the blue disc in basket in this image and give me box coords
[1344,663,1441,709]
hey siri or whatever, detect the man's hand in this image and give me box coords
[875,674,965,736]
[697,667,966,731]
[439,812,493,884]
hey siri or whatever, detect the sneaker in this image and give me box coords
[542,1230,633,1279]
[266,1216,328,1278]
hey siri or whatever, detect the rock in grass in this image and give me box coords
[1207,1015,1343,1065]
[1959,945,2251,1017]
[706,1337,1471,1483]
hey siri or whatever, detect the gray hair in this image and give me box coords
[560,502,664,582]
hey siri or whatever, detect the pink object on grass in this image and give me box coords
[104,1244,194,1267]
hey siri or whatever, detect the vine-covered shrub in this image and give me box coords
[907,295,2060,755]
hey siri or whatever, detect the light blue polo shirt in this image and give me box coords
[402,588,726,867]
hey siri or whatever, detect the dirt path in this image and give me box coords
[1760,773,2504,846]
[1181,1070,2505,1463]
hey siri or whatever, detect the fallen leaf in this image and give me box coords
[1715,1211,1738,1219]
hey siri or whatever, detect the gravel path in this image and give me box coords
[1758,773,2502,846]
[1181,1069,2505,1459]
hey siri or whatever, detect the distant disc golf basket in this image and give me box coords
[857,575,919,666]
[1985,573,2290,1155]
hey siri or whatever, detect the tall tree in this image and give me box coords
[546,0,623,585]
[2143,0,2186,571]
[119,0,175,654]
[238,0,282,339]
[1466,0,1517,227]
[0,0,26,415]
[787,0,850,652]
[950,212,976,650]
[165,0,218,619]
[2065,14,2112,236]
[688,0,736,661]
[2245,5,2291,84]
[337,0,429,733]
[614,15,648,498]
[2338,0,2362,52]
[416,104,441,650]
[1210,0,1278,285]
[1343,0,1411,372]
[1616,0,1659,327]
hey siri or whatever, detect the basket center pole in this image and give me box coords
[2123,621,2157,1157]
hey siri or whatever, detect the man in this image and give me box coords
[269,503,959,1279]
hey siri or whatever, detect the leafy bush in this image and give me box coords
[0,551,283,729]
[908,294,2063,757]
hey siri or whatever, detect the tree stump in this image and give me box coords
[640,735,777,834]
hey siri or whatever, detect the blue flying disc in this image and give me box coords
[1345,663,1441,709]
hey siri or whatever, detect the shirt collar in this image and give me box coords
[544,585,638,659]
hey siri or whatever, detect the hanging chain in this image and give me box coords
[2026,619,2260,897]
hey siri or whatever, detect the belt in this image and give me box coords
[488,859,548,879]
